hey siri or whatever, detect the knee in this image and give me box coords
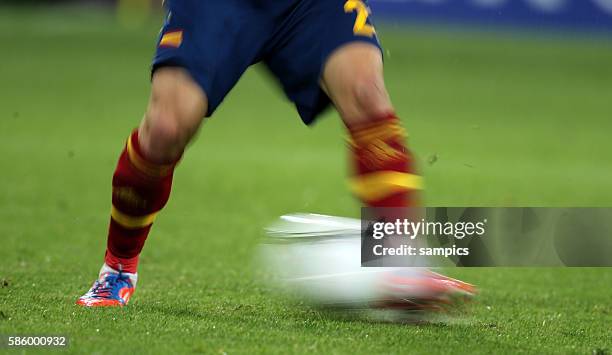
[322,43,393,124]
[334,71,393,125]
[350,73,393,120]
[147,108,183,146]
[137,67,208,163]
[139,106,187,163]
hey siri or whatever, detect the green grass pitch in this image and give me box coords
[0,7,611,354]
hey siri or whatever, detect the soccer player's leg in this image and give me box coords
[264,2,419,209]
[76,68,207,307]
[77,0,270,307]
[264,0,475,307]
[321,42,420,209]
[321,46,475,307]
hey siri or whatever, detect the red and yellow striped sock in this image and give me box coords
[347,113,422,210]
[105,130,180,273]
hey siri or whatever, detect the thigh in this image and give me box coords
[153,0,272,117]
[264,0,383,125]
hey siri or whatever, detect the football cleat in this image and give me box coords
[374,269,477,312]
[427,270,477,298]
[76,267,136,307]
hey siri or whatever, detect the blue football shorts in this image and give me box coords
[153,0,382,124]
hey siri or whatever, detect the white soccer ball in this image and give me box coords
[260,213,430,308]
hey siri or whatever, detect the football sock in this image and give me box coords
[104,130,180,274]
[347,112,422,210]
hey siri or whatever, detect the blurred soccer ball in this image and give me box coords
[260,214,451,310]
[261,213,377,307]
